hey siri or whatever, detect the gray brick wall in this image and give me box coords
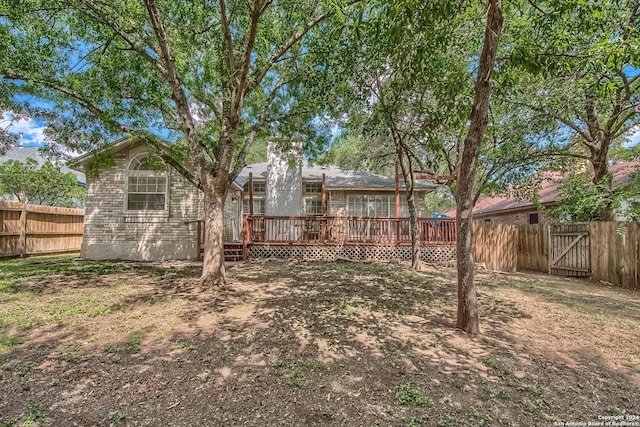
[82,147,206,261]
[476,209,558,225]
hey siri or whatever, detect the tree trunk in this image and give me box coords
[395,143,421,269]
[407,194,420,269]
[455,0,504,334]
[200,182,228,286]
[591,145,614,221]
[403,166,421,270]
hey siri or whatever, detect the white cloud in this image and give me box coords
[0,112,46,146]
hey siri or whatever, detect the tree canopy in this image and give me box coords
[0,0,362,284]
[0,158,84,207]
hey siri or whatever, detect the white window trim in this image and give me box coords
[303,181,322,194]
[346,194,409,217]
[304,198,323,216]
[242,197,266,215]
[124,151,170,217]
[242,179,266,215]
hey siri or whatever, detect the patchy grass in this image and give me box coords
[0,255,639,426]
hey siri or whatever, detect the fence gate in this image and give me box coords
[549,223,590,277]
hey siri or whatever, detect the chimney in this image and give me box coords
[266,138,303,216]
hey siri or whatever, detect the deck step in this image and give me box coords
[223,243,245,262]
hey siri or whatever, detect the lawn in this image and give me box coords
[0,255,639,426]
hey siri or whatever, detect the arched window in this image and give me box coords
[126,153,168,211]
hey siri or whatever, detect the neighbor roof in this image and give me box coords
[443,161,640,218]
[1,146,86,186]
[237,161,437,191]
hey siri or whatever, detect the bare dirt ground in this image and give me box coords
[0,255,639,426]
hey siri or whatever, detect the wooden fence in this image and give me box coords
[473,221,518,272]
[473,221,640,291]
[0,201,84,258]
[589,222,639,290]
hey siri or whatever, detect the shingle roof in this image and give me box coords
[236,161,436,191]
[68,136,435,191]
[0,146,86,185]
[443,160,640,218]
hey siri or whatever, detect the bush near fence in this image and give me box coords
[0,201,84,258]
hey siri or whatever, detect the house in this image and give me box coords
[0,145,86,187]
[70,137,437,261]
[0,145,86,207]
[443,161,640,224]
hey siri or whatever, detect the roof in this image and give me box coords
[0,146,86,185]
[443,160,640,218]
[70,137,436,192]
[237,161,436,191]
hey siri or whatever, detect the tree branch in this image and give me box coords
[515,101,596,149]
[230,71,288,180]
[141,134,202,190]
[219,0,237,80]
[77,0,168,77]
[233,0,263,120]
[247,1,361,92]
[143,0,211,182]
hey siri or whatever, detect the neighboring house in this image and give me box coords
[70,137,436,261]
[0,145,86,207]
[443,161,640,224]
[0,145,86,187]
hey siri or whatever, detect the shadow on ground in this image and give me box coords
[1,256,639,426]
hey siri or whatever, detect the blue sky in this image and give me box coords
[1,112,46,146]
[4,111,640,149]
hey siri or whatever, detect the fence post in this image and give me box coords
[19,203,27,258]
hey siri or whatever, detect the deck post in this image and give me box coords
[196,220,202,260]
[395,161,400,241]
[321,173,327,241]
[242,215,249,261]
[249,172,254,216]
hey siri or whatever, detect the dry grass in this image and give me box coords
[0,255,639,426]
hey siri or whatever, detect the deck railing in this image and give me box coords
[242,215,456,245]
[198,216,456,260]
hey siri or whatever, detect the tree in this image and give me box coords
[323,0,485,270]
[510,0,640,220]
[0,158,84,207]
[0,0,359,285]
[424,188,455,216]
[549,168,640,222]
[323,0,505,332]
[454,0,504,333]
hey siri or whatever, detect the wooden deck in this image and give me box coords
[198,216,456,261]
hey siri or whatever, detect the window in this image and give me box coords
[242,180,266,215]
[244,181,266,194]
[242,198,265,215]
[347,194,409,217]
[126,153,167,212]
[529,212,539,224]
[484,218,491,223]
[304,182,322,194]
[253,181,265,194]
[305,199,323,216]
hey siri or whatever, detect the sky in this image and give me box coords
[0,112,47,146]
[625,126,640,148]
[3,110,640,150]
